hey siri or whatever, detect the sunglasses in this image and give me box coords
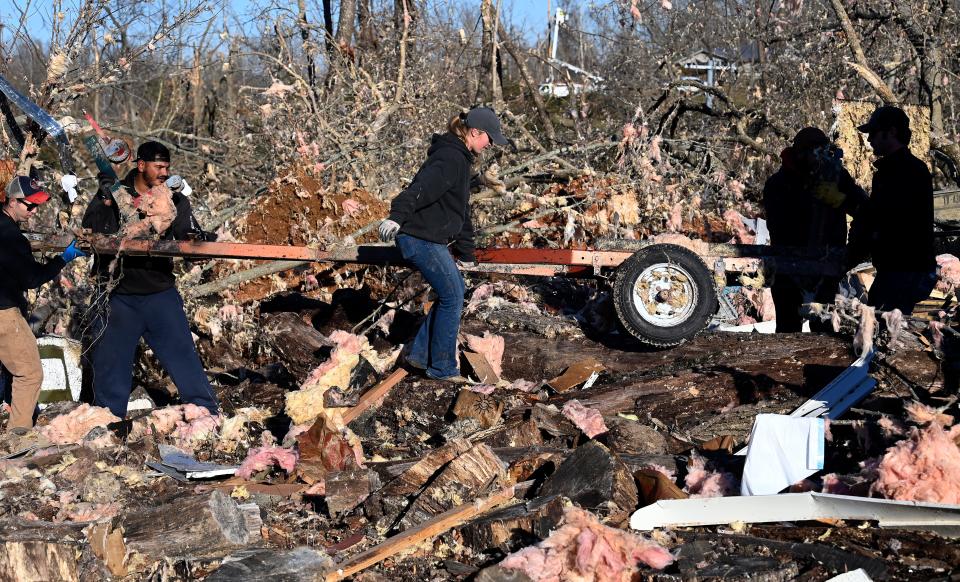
[18,199,39,211]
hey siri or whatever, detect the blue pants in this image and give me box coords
[396,234,465,378]
[90,287,219,417]
[868,270,937,315]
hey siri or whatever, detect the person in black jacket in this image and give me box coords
[1,176,85,432]
[848,106,936,315]
[81,141,219,418]
[378,107,507,382]
[763,127,867,332]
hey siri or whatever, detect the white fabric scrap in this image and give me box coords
[741,414,825,496]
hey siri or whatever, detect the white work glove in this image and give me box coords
[60,174,78,203]
[458,260,477,269]
[379,219,400,242]
[165,175,192,197]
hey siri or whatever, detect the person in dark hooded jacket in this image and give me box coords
[763,127,867,332]
[378,107,508,382]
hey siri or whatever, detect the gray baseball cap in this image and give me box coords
[464,107,508,145]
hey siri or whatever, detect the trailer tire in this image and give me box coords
[613,244,718,347]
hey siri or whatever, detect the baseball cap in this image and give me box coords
[792,127,829,152]
[857,106,910,134]
[135,141,171,163]
[464,107,508,145]
[5,175,50,205]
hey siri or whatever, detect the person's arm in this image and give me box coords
[838,170,868,217]
[168,193,201,240]
[10,235,65,290]
[761,178,783,246]
[845,199,872,268]
[387,155,459,225]
[451,209,476,262]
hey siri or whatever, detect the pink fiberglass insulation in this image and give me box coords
[643,464,676,481]
[499,506,673,581]
[878,416,906,438]
[298,330,365,389]
[930,321,946,350]
[684,452,737,498]
[328,329,364,355]
[936,254,960,293]
[237,446,299,479]
[820,474,853,495]
[39,404,121,444]
[872,423,960,504]
[562,399,609,439]
[722,209,755,244]
[509,379,538,393]
[881,309,906,348]
[465,332,505,378]
[905,401,954,426]
[171,413,221,449]
[853,302,876,357]
[148,406,187,434]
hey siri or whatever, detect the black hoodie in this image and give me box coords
[81,169,201,294]
[0,211,65,315]
[387,133,476,262]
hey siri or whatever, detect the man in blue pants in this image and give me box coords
[81,142,219,418]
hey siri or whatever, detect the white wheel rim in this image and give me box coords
[632,262,699,327]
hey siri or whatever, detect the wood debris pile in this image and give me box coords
[2,278,959,581]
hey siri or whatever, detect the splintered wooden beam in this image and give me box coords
[342,368,408,424]
[325,485,516,582]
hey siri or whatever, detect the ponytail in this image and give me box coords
[448,114,470,143]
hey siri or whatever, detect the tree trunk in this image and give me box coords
[322,0,335,55]
[336,0,357,52]
[394,0,418,35]
[358,0,378,54]
[476,0,503,105]
[298,0,317,89]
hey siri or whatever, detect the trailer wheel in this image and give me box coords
[613,244,718,347]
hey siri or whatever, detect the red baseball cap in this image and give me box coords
[5,175,50,204]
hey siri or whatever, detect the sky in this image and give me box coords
[0,1,555,48]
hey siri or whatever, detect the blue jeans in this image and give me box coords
[396,234,464,378]
[90,287,219,417]
[868,270,937,315]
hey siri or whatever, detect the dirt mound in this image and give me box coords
[217,167,389,302]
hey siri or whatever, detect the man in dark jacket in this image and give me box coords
[1,176,84,432]
[848,106,936,315]
[763,127,867,332]
[81,141,219,418]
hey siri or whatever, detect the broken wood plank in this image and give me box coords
[400,444,509,529]
[342,368,408,424]
[87,521,128,577]
[456,495,565,551]
[261,312,334,381]
[120,491,262,563]
[605,417,669,455]
[379,438,473,497]
[207,547,334,581]
[546,357,604,392]
[0,521,87,582]
[325,469,381,516]
[635,469,688,506]
[540,441,638,524]
[452,389,504,429]
[326,486,517,582]
[480,418,545,448]
[530,403,578,437]
[463,351,500,384]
